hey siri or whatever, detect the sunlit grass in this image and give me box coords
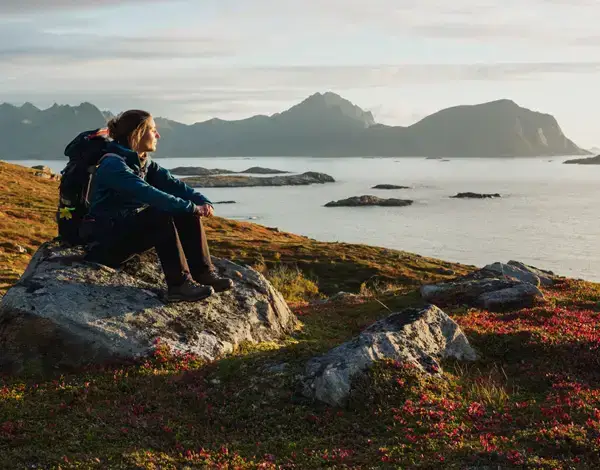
[4,161,600,467]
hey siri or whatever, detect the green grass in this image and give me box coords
[258,263,322,303]
[3,161,600,468]
[0,162,58,293]
[3,281,600,468]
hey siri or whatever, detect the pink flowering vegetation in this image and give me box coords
[6,166,600,467]
[2,276,600,467]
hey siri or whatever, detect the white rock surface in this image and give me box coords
[0,242,298,374]
[301,305,477,407]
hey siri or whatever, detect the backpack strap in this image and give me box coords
[84,153,120,206]
[86,152,120,174]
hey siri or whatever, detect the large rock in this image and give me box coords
[421,278,520,304]
[507,260,555,286]
[31,165,59,180]
[0,242,298,374]
[300,305,477,407]
[420,271,545,312]
[482,261,554,287]
[478,283,544,311]
[31,165,53,173]
[483,262,542,287]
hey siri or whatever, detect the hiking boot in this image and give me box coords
[194,268,234,293]
[167,278,215,303]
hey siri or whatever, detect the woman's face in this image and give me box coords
[136,117,160,153]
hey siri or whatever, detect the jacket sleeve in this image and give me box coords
[96,156,196,214]
[147,162,213,206]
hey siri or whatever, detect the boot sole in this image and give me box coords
[194,279,234,293]
[167,289,214,303]
[210,281,234,293]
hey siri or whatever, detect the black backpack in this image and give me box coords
[56,128,111,246]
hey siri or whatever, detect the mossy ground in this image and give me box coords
[0,162,59,293]
[1,161,600,468]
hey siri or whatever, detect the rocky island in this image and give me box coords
[563,155,600,165]
[169,167,234,176]
[182,171,335,188]
[324,195,413,207]
[371,184,410,190]
[169,166,290,176]
[241,166,290,174]
[451,192,501,199]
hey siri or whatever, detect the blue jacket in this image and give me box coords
[88,142,211,222]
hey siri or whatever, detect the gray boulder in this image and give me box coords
[31,165,53,173]
[327,291,360,303]
[507,260,555,286]
[481,261,555,287]
[420,276,544,312]
[0,242,298,374]
[483,262,541,287]
[420,278,521,305]
[478,283,544,311]
[301,305,477,407]
[31,165,59,180]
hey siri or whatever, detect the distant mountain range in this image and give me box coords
[0,92,589,160]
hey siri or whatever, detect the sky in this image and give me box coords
[1,0,599,147]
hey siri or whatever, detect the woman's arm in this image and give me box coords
[147,162,213,207]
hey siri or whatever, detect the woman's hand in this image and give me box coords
[194,204,214,217]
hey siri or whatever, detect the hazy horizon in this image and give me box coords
[2,0,600,147]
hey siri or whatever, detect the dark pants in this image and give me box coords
[85,208,212,287]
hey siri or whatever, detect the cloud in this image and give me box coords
[0,33,234,61]
[262,0,600,46]
[411,23,543,41]
[0,0,169,14]
[4,62,599,103]
[0,17,236,62]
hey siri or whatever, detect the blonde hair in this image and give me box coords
[107,109,152,153]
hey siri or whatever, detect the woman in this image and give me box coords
[84,109,233,302]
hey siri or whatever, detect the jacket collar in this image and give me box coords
[105,141,152,171]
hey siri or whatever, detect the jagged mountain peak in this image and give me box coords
[277,91,376,128]
[20,102,39,112]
